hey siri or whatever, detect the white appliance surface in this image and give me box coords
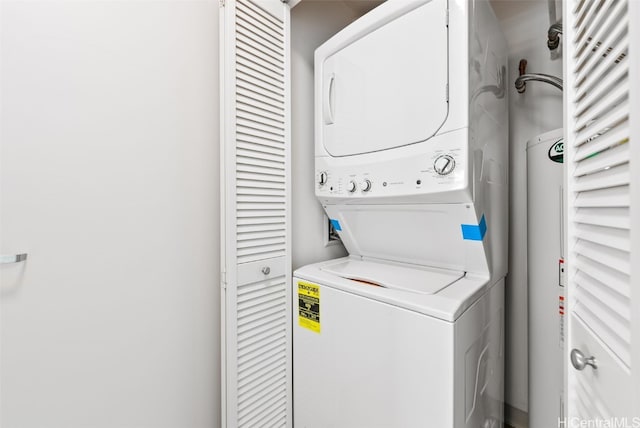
[293,269,505,428]
[319,0,448,157]
[527,128,565,428]
[313,0,510,283]
[320,258,464,294]
[297,0,509,426]
[296,257,489,322]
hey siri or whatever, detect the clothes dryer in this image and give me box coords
[293,0,509,426]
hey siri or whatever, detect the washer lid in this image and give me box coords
[320,259,464,295]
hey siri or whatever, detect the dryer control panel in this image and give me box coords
[315,147,468,203]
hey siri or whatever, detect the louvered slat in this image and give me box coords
[238,60,284,90]
[574,78,627,131]
[237,90,284,113]
[574,299,631,366]
[238,109,285,132]
[236,28,284,64]
[575,37,627,101]
[575,54,627,110]
[572,374,614,419]
[239,317,286,350]
[237,171,285,184]
[573,101,628,148]
[573,206,629,228]
[574,223,630,252]
[238,228,285,240]
[574,162,629,192]
[237,46,285,80]
[573,0,587,15]
[238,0,283,29]
[237,54,284,86]
[237,312,285,338]
[573,0,603,48]
[237,69,285,99]
[237,164,285,178]
[575,271,631,322]
[574,184,628,207]
[237,99,285,122]
[237,149,285,165]
[238,368,286,410]
[573,0,595,37]
[569,0,631,371]
[236,5,283,44]
[574,126,627,160]
[574,255,631,298]
[238,140,284,157]
[238,122,285,142]
[237,340,286,379]
[237,193,285,202]
[575,5,627,75]
[237,133,285,150]
[575,239,629,275]
[222,0,290,426]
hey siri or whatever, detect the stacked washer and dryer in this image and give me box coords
[293,0,508,426]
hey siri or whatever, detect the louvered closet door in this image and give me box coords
[220,0,291,427]
[564,0,639,421]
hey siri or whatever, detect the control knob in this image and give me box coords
[318,171,328,185]
[360,179,372,192]
[434,155,456,175]
[347,180,357,193]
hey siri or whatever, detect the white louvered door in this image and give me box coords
[564,0,639,423]
[220,0,291,426]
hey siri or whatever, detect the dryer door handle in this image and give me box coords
[324,74,335,125]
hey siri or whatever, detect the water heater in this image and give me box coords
[527,128,565,428]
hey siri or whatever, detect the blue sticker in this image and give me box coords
[461,215,487,241]
[330,219,342,231]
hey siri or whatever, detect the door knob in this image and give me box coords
[570,348,597,371]
[261,266,271,275]
[0,253,28,264]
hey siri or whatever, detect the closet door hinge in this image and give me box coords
[221,270,227,289]
[219,0,225,8]
[446,83,449,102]
[446,9,449,27]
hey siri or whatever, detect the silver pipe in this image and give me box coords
[547,0,558,28]
[548,22,563,50]
[515,73,563,93]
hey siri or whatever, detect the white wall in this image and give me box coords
[290,1,365,269]
[492,0,564,415]
[0,2,221,427]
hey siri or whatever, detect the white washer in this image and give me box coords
[294,0,508,426]
[293,257,504,428]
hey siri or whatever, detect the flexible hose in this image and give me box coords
[515,73,563,93]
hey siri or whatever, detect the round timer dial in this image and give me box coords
[433,155,456,176]
[318,171,328,185]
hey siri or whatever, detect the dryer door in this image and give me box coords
[321,0,448,157]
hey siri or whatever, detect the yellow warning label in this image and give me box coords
[298,281,320,333]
